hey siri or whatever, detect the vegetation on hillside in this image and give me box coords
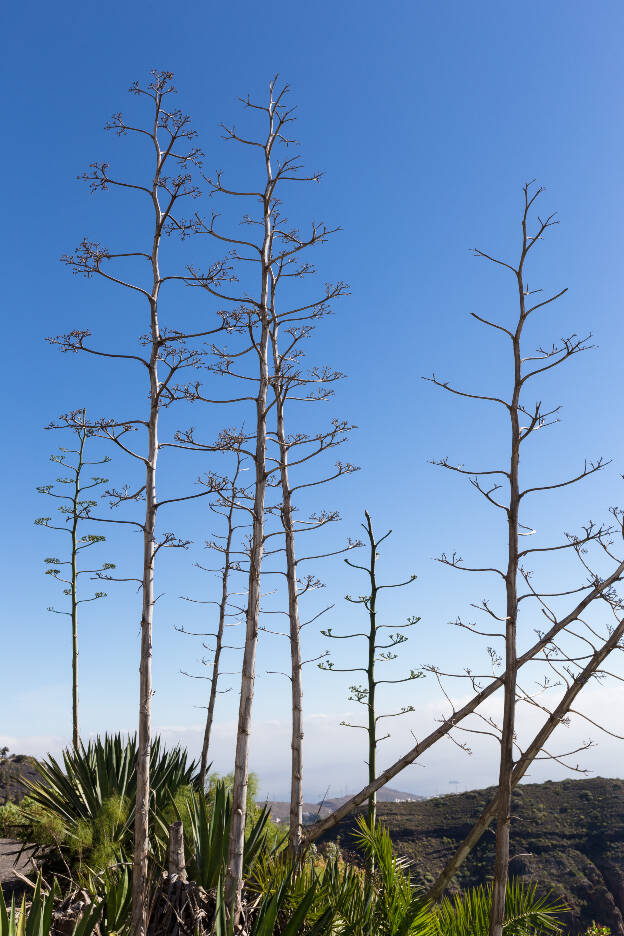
[4,752,620,934]
[318,778,624,936]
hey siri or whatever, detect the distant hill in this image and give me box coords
[266,800,331,824]
[266,785,423,824]
[321,786,424,811]
[317,777,624,935]
[0,755,40,805]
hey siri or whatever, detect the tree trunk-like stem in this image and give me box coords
[278,382,304,857]
[131,93,164,936]
[488,207,528,936]
[269,309,304,860]
[224,93,275,915]
[168,821,187,881]
[199,457,242,792]
[364,512,378,836]
[70,425,86,751]
[57,72,218,936]
[224,323,268,913]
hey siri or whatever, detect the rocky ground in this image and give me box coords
[0,838,36,898]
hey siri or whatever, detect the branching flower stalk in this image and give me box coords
[178,77,354,910]
[218,105,273,918]
[426,182,620,936]
[182,81,283,915]
[426,577,624,901]
[178,449,247,791]
[269,317,305,859]
[320,511,422,835]
[199,454,244,790]
[303,519,624,844]
[53,71,229,936]
[35,411,113,749]
[267,266,356,858]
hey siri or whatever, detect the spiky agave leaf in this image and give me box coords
[19,735,199,872]
[0,873,101,936]
[247,874,335,936]
[210,880,230,936]
[183,781,274,891]
[185,782,230,891]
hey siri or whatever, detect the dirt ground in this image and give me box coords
[0,838,36,898]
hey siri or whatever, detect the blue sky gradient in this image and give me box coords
[3,1,624,797]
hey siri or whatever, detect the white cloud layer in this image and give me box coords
[7,682,624,802]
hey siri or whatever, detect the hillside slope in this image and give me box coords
[0,756,40,805]
[318,777,624,935]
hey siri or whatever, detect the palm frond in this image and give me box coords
[435,879,567,936]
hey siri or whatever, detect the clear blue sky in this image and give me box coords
[3,0,624,798]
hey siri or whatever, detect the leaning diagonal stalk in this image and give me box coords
[303,537,624,844]
[427,611,624,902]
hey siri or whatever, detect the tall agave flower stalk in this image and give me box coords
[53,71,229,933]
[181,77,351,910]
[35,413,113,749]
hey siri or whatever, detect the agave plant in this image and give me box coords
[183,781,276,890]
[19,735,199,873]
[211,875,336,936]
[249,839,364,931]
[80,863,133,936]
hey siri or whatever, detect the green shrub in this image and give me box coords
[17,734,199,875]
[0,802,23,836]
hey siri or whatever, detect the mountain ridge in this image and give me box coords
[266,785,424,823]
